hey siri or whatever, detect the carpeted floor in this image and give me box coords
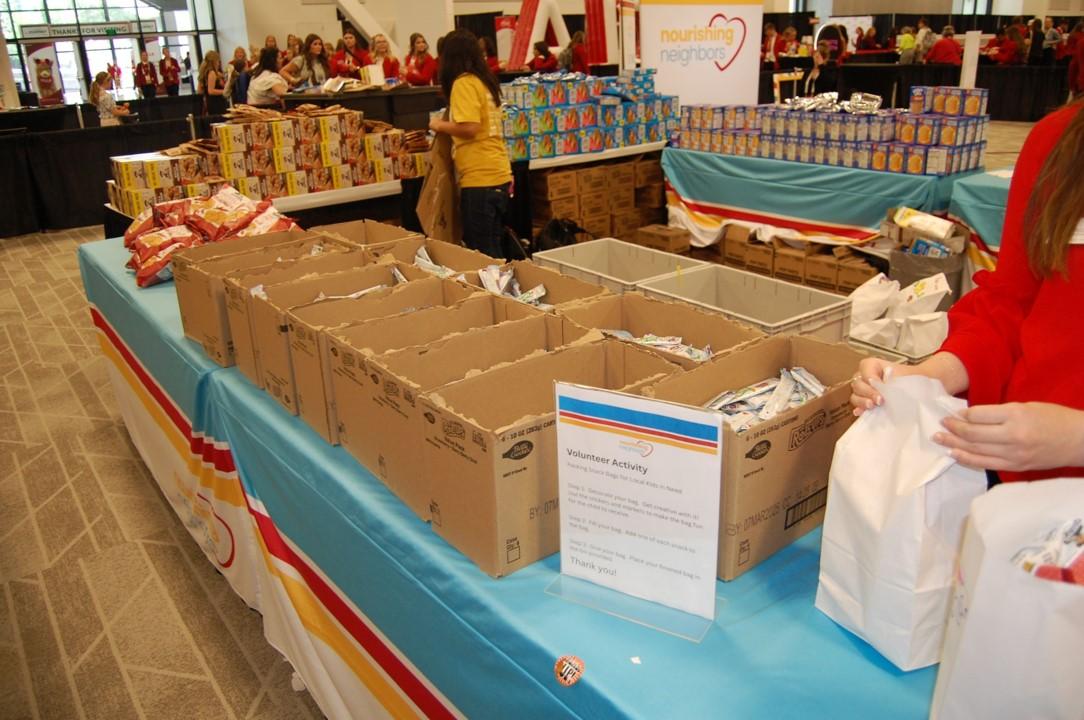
[0,119,1036,720]
[0,227,322,720]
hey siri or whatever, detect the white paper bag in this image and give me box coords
[896,312,948,358]
[849,273,901,326]
[887,273,951,320]
[815,375,987,670]
[931,480,1084,720]
[850,317,902,349]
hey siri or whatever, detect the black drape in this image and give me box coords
[0,131,44,237]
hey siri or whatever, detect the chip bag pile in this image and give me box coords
[123,186,298,288]
[705,367,826,433]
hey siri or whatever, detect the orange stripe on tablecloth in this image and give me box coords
[95,331,246,509]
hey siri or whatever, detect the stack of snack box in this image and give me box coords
[677,86,988,177]
[107,110,430,217]
[501,71,680,161]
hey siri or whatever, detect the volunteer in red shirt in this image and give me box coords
[995,26,1025,64]
[479,36,502,73]
[370,34,400,82]
[761,23,786,69]
[1071,34,1084,98]
[331,29,373,78]
[565,31,589,73]
[159,47,181,96]
[526,41,558,72]
[925,26,963,65]
[134,50,158,99]
[404,33,437,86]
[852,101,1084,482]
[1065,21,1084,67]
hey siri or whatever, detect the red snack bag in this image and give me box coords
[129,226,200,267]
[234,206,298,237]
[152,197,194,228]
[135,242,190,288]
[124,208,154,248]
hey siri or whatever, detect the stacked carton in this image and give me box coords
[678,87,988,177]
[501,70,680,161]
[107,111,430,217]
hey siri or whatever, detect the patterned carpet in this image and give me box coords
[0,227,322,720]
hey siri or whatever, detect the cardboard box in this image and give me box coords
[495,260,609,308]
[635,159,664,187]
[338,312,592,519]
[560,292,762,369]
[534,196,580,221]
[609,185,636,213]
[645,335,861,579]
[836,256,879,293]
[577,166,608,194]
[635,183,666,208]
[173,230,313,365]
[772,241,814,285]
[610,210,641,240]
[422,340,680,577]
[250,263,418,413]
[634,224,690,254]
[579,211,611,239]
[288,273,469,443]
[721,224,752,268]
[371,236,499,281]
[579,191,609,218]
[531,169,578,200]
[745,241,775,276]
[607,162,635,191]
[310,219,422,254]
[224,248,372,386]
[638,206,667,227]
[804,251,840,292]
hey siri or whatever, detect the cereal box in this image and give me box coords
[964,117,978,145]
[364,133,386,160]
[963,88,988,117]
[212,123,248,153]
[623,102,639,125]
[342,135,365,163]
[897,114,919,144]
[545,80,567,106]
[296,116,321,145]
[341,111,364,138]
[853,142,872,170]
[826,140,841,167]
[318,115,343,144]
[270,118,297,147]
[797,137,812,163]
[854,115,870,143]
[579,127,604,152]
[530,83,549,108]
[353,159,376,185]
[330,164,355,188]
[771,136,786,161]
[774,109,788,136]
[285,170,309,195]
[786,111,800,138]
[645,122,663,143]
[758,135,773,159]
[910,86,933,114]
[840,141,855,168]
[812,112,827,140]
[827,114,843,141]
[939,117,964,147]
[916,116,941,146]
[906,145,928,175]
[557,106,580,132]
[746,131,760,156]
[307,167,334,194]
[784,136,799,162]
[932,86,949,115]
[943,88,965,116]
[530,133,556,159]
[799,113,814,139]
[812,139,826,165]
[218,152,248,180]
[842,115,857,142]
[505,137,529,162]
[926,146,949,176]
[871,142,890,172]
[579,103,599,128]
[503,107,530,137]
[887,143,907,173]
[272,146,298,173]
[735,132,750,157]
[557,131,580,156]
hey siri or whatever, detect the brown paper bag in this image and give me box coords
[416,132,461,245]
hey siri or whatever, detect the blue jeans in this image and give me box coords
[460,183,510,259]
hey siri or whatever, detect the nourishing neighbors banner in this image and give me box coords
[640,0,763,105]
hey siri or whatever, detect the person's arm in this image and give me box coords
[271,74,288,97]
[431,76,483,139]
[208,69,225,95]
[280,57,301,84]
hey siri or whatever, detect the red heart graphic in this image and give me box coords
[708,13,747,73]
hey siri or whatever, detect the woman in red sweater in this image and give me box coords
[330,30,373,78]
[564,31,589,73]
[479,36,502,73]
[404,33,437,86]
[852,101,1084,482]
[526,41,558,72]
[370,34,400,81]
[925,26,962,65]
[995,26,1024,64]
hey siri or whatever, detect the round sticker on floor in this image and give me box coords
[554,655,584,687]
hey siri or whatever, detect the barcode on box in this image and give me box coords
[785,487,827,529]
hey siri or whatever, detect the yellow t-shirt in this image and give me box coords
[449,73,512,188]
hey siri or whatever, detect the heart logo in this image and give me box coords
[708,13,747,73]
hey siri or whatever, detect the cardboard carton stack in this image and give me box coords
[107,111,430,217]
[501,70,680,161]
[716,224,881,294]
[677,86,988,176]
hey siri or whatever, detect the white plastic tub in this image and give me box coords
[532,238,707,294]
[638,264,852,341]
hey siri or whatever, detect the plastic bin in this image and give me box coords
[847,337,934,366]
[638,264,852,341]
[532,238,707,294]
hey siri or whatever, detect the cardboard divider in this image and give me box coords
[249,262,421,415]
[224,249,373,385]
[643,335,865,580]
[498,260,610,309]
[421,340,681,577]
[341,314,599,520]
[309,219,422,256]
[173,230,322,365]
[371,236,500,284]
[558,292,764,369]
[288,275,476,444]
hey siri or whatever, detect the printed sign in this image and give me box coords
[640,0,763,105]
[555,383,723,620]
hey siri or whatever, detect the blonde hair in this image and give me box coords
[90,71,109,104]
[198,50,221,93]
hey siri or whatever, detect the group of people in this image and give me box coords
[981,18,1084,67]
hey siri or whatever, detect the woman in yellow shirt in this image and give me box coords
[429,29,512,257]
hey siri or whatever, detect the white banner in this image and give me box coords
[26,42,63,106]
[640,0,762,105]
[960,31,981,89]
[555,384,723,620]
[495,16,516,64]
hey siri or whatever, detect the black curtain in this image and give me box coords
[455,12,499,45]
[0,131,44,237]
[764,12,816,40]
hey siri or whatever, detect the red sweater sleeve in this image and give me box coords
[383,57,400,80]
[572,45,589,73]
[995,40,1019,64]
[939,106,1080,406]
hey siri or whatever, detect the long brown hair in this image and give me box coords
[1024,99,1084,276]
[302,34,330,75]
[198,50,221,93]
[89,71,109,104]
[439,29,500,106]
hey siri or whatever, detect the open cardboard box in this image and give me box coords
[559,292,763,369]
[644,335,865,580]
[370,236,499,284]
[224,248,372,386]
[340,313,597,520]
[249,262,423,415]
[174,229,321,365]
[287,275,476,444]
[421,339,681,577]
[310,219,422,256]
[489,260,609,309]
